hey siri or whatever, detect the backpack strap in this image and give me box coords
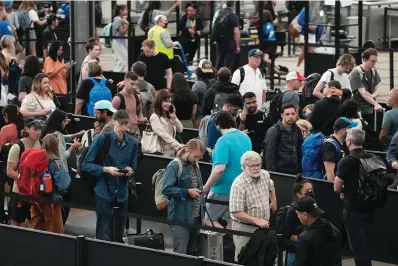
[174,158,183,177]
[239,67,245,87]
[116,92,126,110]
[88,77,100,86]
[100,79,107,86]
[328,70,334,81]
[100,133,112,193]
[87,130,93,145]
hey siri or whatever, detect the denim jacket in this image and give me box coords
[48,157,71,201]
[82,130,138,202]
[162,158,204,223]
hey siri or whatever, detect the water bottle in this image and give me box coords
[41,171,53,194]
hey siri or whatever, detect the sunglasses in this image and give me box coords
[26,119,45,127]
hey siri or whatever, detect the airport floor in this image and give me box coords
[64,209,396,266]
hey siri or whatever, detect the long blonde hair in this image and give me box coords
[176,138,205,158]
[42,133,60,158]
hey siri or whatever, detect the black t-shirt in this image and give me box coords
[236,111,274,153]
[285,204,305,253]
[336,148,373,212]
[321,136,348,171]
[173,91,198,120]
[76,78,112,116]
[137,52,171,91]
[42,26,57,50]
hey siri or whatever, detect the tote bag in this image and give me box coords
[141,125,158,154]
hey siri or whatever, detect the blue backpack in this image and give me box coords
[86,78,112,117]
[302,132,340,179]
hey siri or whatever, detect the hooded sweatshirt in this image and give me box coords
[295,218,342,266]
[309,96,342,136]
[204,81,241,116]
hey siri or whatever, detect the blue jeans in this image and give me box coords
[286,252,296,266]
[95,195,127,243]
[343,210,373,266]
[170,217,201,255]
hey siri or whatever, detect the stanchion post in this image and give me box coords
[127,1,132,69]
[335,0,341,60]
[69,0,76,108]
[112,207,121,242]
[389,49,394,90]
[136,216,142,235]
[384,7,388,49]
[276,234,284,266]
[258,1,264,47]
[75,235,85,266]
[0,176,4,223]
[176,5,180,36]
[303,2,309,76]
[358,1,363,49]
[209,1,215,63]
[270,55,275,91]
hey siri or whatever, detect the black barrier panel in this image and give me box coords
[67,115,96,134]
[85,238,200,266]
[102,71,125,96]
[178,128,199,144]
[0,224,76,266]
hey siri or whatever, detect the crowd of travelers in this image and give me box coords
[0,1,396,266]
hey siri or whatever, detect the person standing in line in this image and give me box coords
[82,110,138,243]
[232,49,267,108]
[111,4,129,72]
[203,111,252,228]
[79,38,101,83]
[349,48,383,130]
[212,1,240,70]
[42,14,59,58]
[379,88,398,148]
[334,128,377,266]
[313,54,355,100]
[162,139,205,255]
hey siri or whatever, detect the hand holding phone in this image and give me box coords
[118,169,129,175]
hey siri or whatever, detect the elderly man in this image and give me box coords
[229,151,277,261]
[148,15,179,61]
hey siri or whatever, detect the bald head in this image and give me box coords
[387,88,398,108]
[155,15,168,27]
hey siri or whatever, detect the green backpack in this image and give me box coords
[101,23,113,48]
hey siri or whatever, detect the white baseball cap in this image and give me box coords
[286,71,307,81]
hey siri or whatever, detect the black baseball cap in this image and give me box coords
[112,110,131,123]
[333,117,358,131]
[293,197,324,217]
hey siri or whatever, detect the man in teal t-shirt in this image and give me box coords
[203,111,252,227]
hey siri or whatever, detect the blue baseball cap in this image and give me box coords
[94,100,116,113]
[333,117,358,130]
[248,49,263,58]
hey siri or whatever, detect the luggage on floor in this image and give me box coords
[198,230,224,261]
[128,229,165,250]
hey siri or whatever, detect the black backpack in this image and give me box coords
[238,228,277,266]
[211,12,233,42]
[268,89,286,123]
[116,92,140,114]
[350,153,388,210]
[77,132,112,194]
[275,205,291,237]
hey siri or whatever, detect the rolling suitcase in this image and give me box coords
[198,230,224,261]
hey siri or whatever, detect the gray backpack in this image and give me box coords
[214,92,230,109]
[199,112,217,148]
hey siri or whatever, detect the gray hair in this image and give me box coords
[240,151,261,169]
[348,128,365,146]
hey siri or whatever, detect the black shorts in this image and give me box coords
[9,194,31,223]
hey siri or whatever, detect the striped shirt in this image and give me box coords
[230,170,274,223]
[189,164,201,218]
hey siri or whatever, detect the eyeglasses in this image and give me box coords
[246,163,261,169]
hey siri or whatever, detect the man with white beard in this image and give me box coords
[229,151,277,261]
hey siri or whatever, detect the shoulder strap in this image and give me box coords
[88,77,99,86]
[328,70,334,81]
[87,130,93,145]
[16,140,25,160]
[100,79,107,86]
[174,158,183,177]
[239,67,245,86]
[116,92,126,110]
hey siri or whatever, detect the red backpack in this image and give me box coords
[17,148,53,201]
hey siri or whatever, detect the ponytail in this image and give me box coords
[176,139,205,158]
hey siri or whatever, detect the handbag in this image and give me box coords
[141,124,158,153]
[128,229,165,250]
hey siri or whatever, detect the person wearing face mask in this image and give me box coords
[309,80,343,136]
[293,196,342,266]
[237,92,274,153]
[148,15,180,61]
[283,174,314,266]
[229,151,276,261]
[264,104,303,175]
[162,139,205,255]
[313,54,356,100]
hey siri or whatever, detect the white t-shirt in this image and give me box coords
[231,65,267,109]
[28,9,39,22]
[320,67,351,91]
